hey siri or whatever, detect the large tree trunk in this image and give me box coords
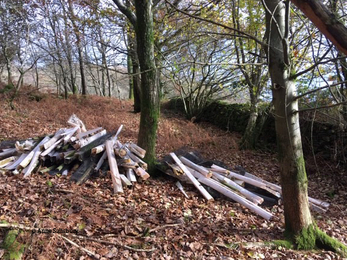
[264,1,347,254]
[132,56,141,113]
[134,0,159,170]
[264,0,313,237]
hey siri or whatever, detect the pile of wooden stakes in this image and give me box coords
[0,114,149,193]
[166,153,330,220]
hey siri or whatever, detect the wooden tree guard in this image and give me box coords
[212,171,264,205]
[105,140,123,193]
[170,153,213,201]
[188,167,273,220]
[179,156,212,178]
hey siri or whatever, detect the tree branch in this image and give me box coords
[112,0,137,27]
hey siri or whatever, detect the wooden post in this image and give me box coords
[105,140,123,193]
[179,156,212,178]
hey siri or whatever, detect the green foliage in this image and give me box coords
[1,229,26,260]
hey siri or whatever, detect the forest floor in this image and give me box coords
[0,89,346,259]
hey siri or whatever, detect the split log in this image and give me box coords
[67,114,86,132]
[165,169,191,183]
[126,150,148,170]
[189,168,273,220]
[134,167,150,180]
[105,140,123,193]
[244,172,281,192]
[127,143,146,158]
[43,129,65,150]
[19,136,50,169]
[179,156,212,178]
[170,153,213,201]
[41,139,63,157]
[212,171,264,205]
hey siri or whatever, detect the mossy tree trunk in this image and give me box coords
[134,0,159,171]
[240,93,259,149]
[264,1,347,254]
[264,0,313,237]
[132,54,141,113]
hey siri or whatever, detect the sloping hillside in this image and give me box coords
[0,91,346,259]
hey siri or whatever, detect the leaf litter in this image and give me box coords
[0,92,346,259]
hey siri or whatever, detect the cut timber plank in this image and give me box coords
[170,152,213,201]
[0,156,17,168]
[120,174,132,186]
[43,129,65,150]
[189,168,273,220]
[20,136,50,169]
[180,156,212,178]
[5,153,28,170]
[95,151,107,171]
[0,148,17,159]
[76,127,103,140]
[74,130,107,149]
[212,171,264,205]
[105,140,123,193]
[63,126,79,144]
[211,165,273,192]
[91,125,123,155]
[126,168,137,182]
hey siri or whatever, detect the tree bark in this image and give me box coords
[134,0,159,170]
[290,0,347,55]
[264,0,313,236]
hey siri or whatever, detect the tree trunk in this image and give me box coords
[240,101,258,149]
[264,0,313,237]
[134,0,159,171]
[132,57,141,113]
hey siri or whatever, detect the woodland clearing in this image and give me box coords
[0,90,346,259]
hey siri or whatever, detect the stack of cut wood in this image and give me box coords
[165,153,330,220]
[0,114,149,193]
